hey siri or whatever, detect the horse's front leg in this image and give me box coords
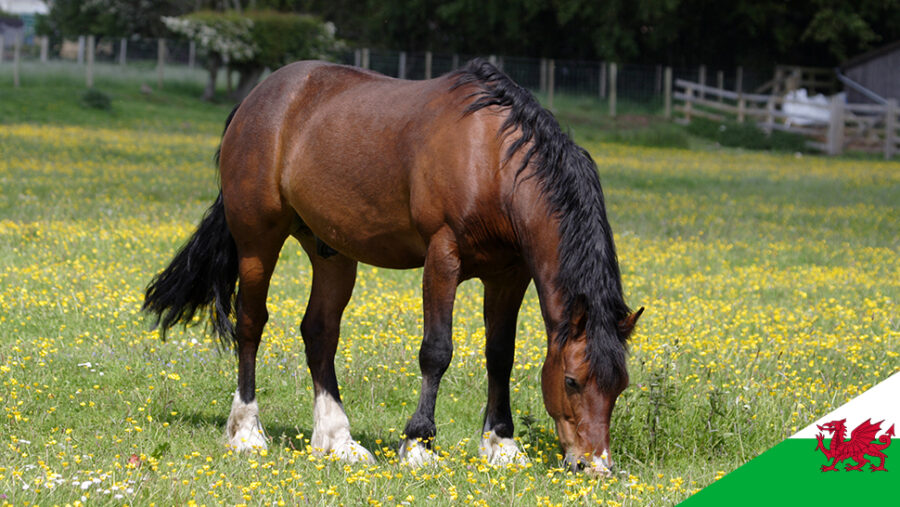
[400,230,460,466]
[479,269,530,465]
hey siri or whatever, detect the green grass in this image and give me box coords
[1,62,898,505]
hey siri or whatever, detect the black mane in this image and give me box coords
[451,59,632,391]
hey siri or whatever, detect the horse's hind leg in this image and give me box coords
[297,236,374,463]
[479,269,530,465]
[225,221,290,451]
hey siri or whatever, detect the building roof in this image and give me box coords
[0,16,24,29]
[841,40,900,70]
[0,1,48,14]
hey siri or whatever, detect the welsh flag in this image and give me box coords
[681,372,898,505]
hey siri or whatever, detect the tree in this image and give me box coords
[37,0,190,39]
[163,10,342,100]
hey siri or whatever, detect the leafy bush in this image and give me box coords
[686,117,807,152]
[163,10,342,100]
[768,129,808,152]
[163,10,340,67]
[81,88,112,110]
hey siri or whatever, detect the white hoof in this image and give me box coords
[480,432,528,466]
[225,394,268,452]
[310,392,374,463]
[312,437,375,464]
[399,439,435,467]
[333,439,376,463]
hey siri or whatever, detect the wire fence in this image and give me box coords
[3,35,773,111]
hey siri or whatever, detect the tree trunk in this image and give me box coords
[231,66,264,101]
[203,53,222,102]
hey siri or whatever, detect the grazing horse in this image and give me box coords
[143,59,642,475]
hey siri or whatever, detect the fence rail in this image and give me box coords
[6,35,899,159]
[675,78,899,159]
[3,35,769,107]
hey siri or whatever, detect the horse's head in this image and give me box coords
[541,307,642,477]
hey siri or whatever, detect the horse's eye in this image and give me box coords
[564,377,580,391]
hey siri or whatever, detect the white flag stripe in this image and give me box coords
[791,372,900,439]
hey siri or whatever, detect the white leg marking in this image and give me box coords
[310,391,374,463]
[399,438,435,467]
[225,391,267,452]
[479,430,528,465]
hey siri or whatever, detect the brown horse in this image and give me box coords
[144,59,642,475]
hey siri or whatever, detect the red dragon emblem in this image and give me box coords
[815,418,894,472]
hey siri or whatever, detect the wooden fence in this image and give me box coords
[754,65,838,96]
[674,79,900,159]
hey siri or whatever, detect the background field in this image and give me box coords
[1,64,898,505]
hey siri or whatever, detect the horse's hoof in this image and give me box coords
[329,439,375,464]
[227,429,268,452]
[225,395,268,452]
[399,439,435,467]
[479,433,528,466]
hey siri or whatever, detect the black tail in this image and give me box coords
[143,103,242,348]
[143,192,239,348]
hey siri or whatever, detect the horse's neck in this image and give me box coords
[517,209,567,336]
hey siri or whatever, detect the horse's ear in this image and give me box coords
[619,307,644,337]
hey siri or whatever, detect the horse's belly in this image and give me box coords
[317,225,426,269]
[288,186,427,269]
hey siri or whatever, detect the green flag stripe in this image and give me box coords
[680,439,895,505]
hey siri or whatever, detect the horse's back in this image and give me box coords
[220,61,511,270]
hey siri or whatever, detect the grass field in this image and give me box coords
[1,62,898,506]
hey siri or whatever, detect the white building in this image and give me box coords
[0,1,48,14]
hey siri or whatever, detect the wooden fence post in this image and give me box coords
[361,48,370,69]
[737,94,746,123]
[716,70,724,103]
[698,64,706,100]
[157,38,166,90]
[40,36,49,63]
[188,41,196,69]
[539,58,547,94]
[655,64,662,96]
[598,62,607,99]
[119,38,127,66]
[664,66,672,119]
[885,99,897,160]
[547,59,555,111]
[684,87,693,123]
[773,66,784,96]
[764,97,775,133]
[826,95,845,155]
[77,35,85,65]
[398,51,406,79]
[425,51,432,79]
[609,62,617,117]
[13,34,21,88]
[86,35,95,88]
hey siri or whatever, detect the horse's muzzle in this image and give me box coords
[564,450,613,478]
